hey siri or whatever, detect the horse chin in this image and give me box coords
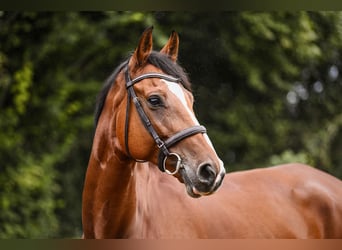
[179,167,206,198]
[186,185,202,198]
[179,164,225,198]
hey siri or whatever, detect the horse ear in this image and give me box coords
[130,26,153,69]
[160,31,179,62]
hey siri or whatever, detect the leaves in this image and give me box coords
[12,61,33,114]
[0,11,341,238]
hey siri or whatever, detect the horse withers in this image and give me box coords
[82,27,342,238]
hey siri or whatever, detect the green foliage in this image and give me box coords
[0,11,341,238]
[0,156,59,238]
[12,62,33,114]
[268,150,313,167]
[159,12,342,174]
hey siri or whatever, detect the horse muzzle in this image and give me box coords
[180,160,226,198]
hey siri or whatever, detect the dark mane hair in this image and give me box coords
[94,51,191,127]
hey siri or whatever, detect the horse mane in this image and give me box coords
[94,51,191,127]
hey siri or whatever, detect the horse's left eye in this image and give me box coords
[147,95,164,108]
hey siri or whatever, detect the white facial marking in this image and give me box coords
[162,80,216,151]
[162,80,199,125]
[162,79,226,175]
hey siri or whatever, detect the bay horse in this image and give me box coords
[82,27,342,238]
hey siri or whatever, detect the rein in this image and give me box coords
[124,64,206,175]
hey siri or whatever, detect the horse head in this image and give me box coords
[112,27,225,198]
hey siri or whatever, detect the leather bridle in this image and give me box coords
[124,64,207,175]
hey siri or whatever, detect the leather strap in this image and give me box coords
[157,125,206,172]
[124,64,207,173]
[126,73,180,88]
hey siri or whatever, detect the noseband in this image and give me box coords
[124,64,206,175]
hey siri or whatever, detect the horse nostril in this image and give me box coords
[197,163,217,185]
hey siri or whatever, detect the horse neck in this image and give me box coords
[83,84,138,238]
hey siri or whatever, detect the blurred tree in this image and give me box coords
[0,11,341,238]
[0,12,59,238]
[0,11,156,238]
[154,12,342,175]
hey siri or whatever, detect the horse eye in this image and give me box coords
[147,95,163,107]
